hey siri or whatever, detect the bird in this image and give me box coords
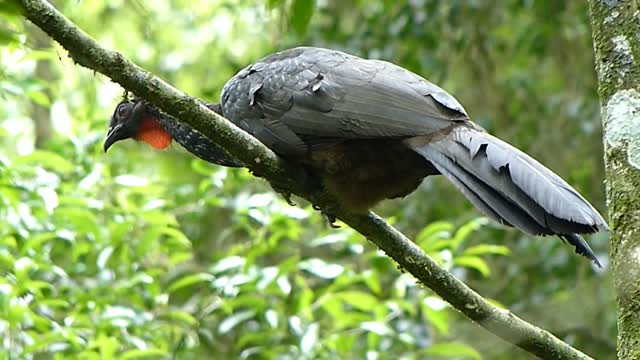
[104,46,608,266]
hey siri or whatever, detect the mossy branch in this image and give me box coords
[18,0,594,358]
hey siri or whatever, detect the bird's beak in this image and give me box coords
[103,123,125,153]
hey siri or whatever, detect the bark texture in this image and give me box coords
[588,1,640,358]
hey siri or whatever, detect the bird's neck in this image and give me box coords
[154,103,243,167]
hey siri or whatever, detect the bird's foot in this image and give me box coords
[263,165,319,207]
[270,183,296,206]
[311,204,340,228]
[249,168,296,206]
[323,211,340,228]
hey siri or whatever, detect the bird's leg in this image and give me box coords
[257,164,339,227]
[263,163,323,207]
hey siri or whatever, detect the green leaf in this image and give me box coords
[0,27,19,45]
[20,50,58,62]
[93,333,118,360]
[114,175,150,187]
[167,273,214,293]
[218,310,257,334]
[318,294,344,319]
[54,207,99,235]
[422,297,450,335]
[486,298,508,309]
[289,0,315,35]
[462,244,510,257]
[39,299,70,309]
[7,304,29,327]
[453,256,491,277]
[360,321,393,336]
[25,89,50,106]
[423,239,455,253]
[363,271,381,295]
[22,332,66,355]
[300,322,318,352]
[423,306,449,336]
[334,333,357,355]
[299,258,343,279]
[421,341,482,360]
[337,291,379,312]
[21,233,56,255]
[15,150,74,174]
[97,246,114,269]
[0,1,24,17]
[416,221,454,247]
[140,210,177,226]
[237,331,272,349]
[0,81,23,96]
[21,280,52,296]
[120,348,168,360]
[211,256,246,274]
[159,226,192,248]
[266,0,284,10]
[451,218,488,251]
[158,310,198,327]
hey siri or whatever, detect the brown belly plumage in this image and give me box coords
[304,139,439,212]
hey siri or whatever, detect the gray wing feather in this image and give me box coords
[221,47,469,148]
[279,55,468,138]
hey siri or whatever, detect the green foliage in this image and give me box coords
[289,0,315,36]
[0,0,615,359]
[0,135,498,358]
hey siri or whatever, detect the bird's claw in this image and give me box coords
[282,192,296,206]
[269,182,296,206]
[313,204,339,228]
[324,212,340,228]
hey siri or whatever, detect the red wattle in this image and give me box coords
[134,116,172,149]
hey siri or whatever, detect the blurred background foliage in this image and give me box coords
[0,0,614,359]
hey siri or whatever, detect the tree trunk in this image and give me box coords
[588,1,640,358]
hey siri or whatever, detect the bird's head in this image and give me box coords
[104,99,172,152]
[104,98,243,167]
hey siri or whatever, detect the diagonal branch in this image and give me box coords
[17,0,593,358]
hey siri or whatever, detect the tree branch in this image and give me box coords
[17,0,593,358]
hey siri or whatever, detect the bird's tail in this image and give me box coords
[405,125,608,266]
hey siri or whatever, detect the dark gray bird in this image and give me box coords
[104,47,608,266]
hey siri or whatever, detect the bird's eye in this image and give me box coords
[117,104,131,119]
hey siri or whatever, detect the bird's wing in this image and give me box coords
[221,47,469,155]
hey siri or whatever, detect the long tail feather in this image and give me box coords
[406,126,607,265]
